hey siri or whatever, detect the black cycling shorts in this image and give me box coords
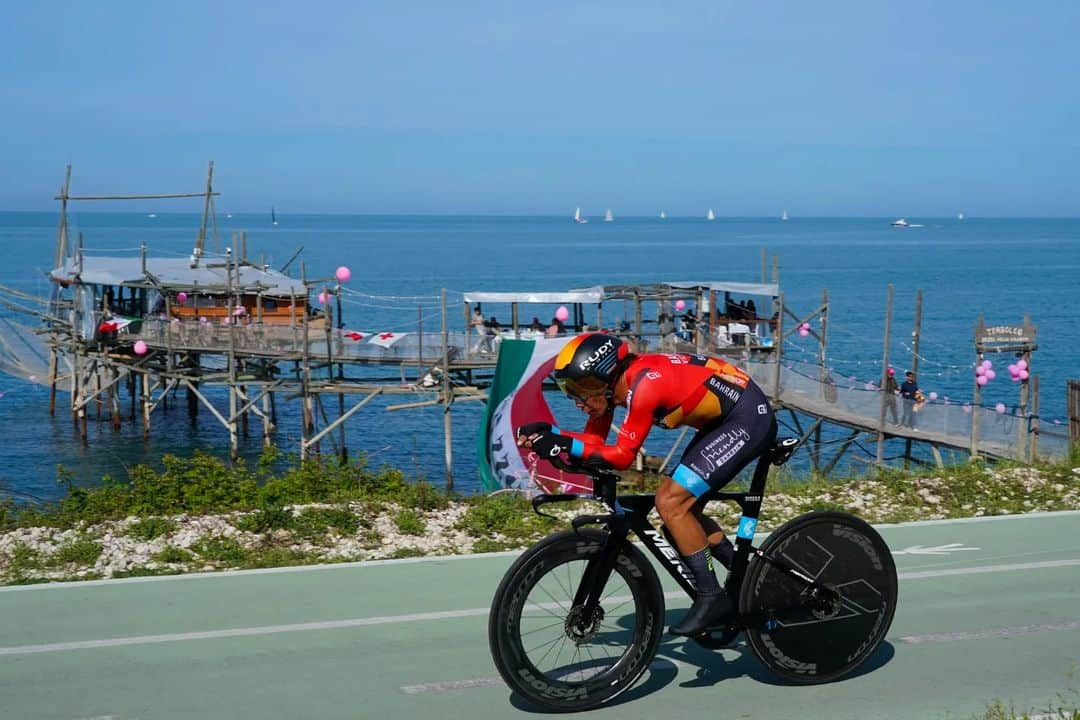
[671,383,775,498]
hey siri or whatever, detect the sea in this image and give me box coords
[0,211,1077,502]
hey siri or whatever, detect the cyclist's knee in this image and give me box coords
[655,479,695,522]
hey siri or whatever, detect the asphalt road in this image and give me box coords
[1,511,1078,720]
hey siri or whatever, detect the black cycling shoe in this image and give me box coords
[669,591,735,637]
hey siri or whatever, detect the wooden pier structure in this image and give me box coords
[0,164,1064,492]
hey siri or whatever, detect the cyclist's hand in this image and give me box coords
[516,421,552,444]
[529,431,572,460]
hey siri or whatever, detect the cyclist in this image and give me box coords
[517,332,776,637]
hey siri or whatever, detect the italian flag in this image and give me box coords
[476,338,592,493]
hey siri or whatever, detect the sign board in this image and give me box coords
[974,317,1037,348]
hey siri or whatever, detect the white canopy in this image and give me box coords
[463,286,605,304]
[668,281,779,297]
[50,256,308,296]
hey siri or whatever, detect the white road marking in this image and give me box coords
[899,620,1080,644]
[892,543,980,556]
[1,557,1077,658]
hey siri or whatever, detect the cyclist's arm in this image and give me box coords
[553,406,614,447]
[565,382,660,470]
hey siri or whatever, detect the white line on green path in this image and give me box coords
[898,620,1080,644]
[1,557,1077,658]
[3,510,1078,594]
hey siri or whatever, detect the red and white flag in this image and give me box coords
[369,331,406,348]
[344,331,368,341]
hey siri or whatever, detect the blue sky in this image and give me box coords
[2,1,1078,216]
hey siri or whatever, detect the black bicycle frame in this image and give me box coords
[531,437,825,629]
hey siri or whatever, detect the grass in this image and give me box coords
[0,444,1077,585]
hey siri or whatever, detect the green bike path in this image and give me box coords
[1,511,1078,720]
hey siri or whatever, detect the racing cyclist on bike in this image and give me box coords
[517,332,777,637]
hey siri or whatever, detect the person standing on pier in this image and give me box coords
[884,367,899,424]
[900,370,920,428]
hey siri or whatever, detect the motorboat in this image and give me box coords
[891,218,909,227]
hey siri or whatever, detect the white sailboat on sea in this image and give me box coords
[604,209,614,222]
[272,206,279,226]
[957,212,965,220]
[706,209,715,221]
[573,207,588,224]
[781,209,788,221]
[660,211,666,220]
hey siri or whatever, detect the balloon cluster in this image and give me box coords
[974,359,996,386]
[1007,359,1029,382]
[798,322,811,337]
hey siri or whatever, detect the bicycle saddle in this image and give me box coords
[770,437,800,466]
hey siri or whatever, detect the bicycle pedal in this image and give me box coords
[690,625,742,650]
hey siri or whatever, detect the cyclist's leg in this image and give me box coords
[664,391,774,635]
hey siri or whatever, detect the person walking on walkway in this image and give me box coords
[900,370,919,428]
[884,368,899,424]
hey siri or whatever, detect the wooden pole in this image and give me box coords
[441,289,454,489]
[773,293,784,402]
[815,288,828,466]
[877,285,893,465]
[904,289,922,464]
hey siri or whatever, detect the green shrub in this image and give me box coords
[234,504,294,533]
[48,536,103,567]
[457,494,557,540]
[393,508,426,536]
[152,546,194,564]
[193,536,247,565]
[293,507,361,540]
[126,517,177,541]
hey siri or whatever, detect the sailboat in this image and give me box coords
[706,209,715,221]
[660,211,666,220]
[957,212,965,220]
[604,208,614,222]
[272,207,278,226]
[573,207,588,224]
[781,209,789,221]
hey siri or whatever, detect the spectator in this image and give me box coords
[471,305,486,352]
[900,370,919,428]
[529,316,544,332]
[884,368,899,424]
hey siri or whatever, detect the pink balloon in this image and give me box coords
[1007,363,1018,374]
[335,266,352,282]
[318,292,329,304]
[555,306,569,322]
[981,360,992,369]
[798,327,809,337]
[133,340,148,355]
[985,369,996,380]
[801,322,810,331]
[1019,369,1029,380]
[675,300,686,311]
[1016,359,1027,370]
[995,403,1006,414]
[176,292,188,304]
[929,392,938,400]
[976,375,989,386]
[975,365,986,376]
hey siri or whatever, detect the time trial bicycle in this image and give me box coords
[488,435,898,712]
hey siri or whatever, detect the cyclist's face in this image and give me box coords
[573,393,609,418]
